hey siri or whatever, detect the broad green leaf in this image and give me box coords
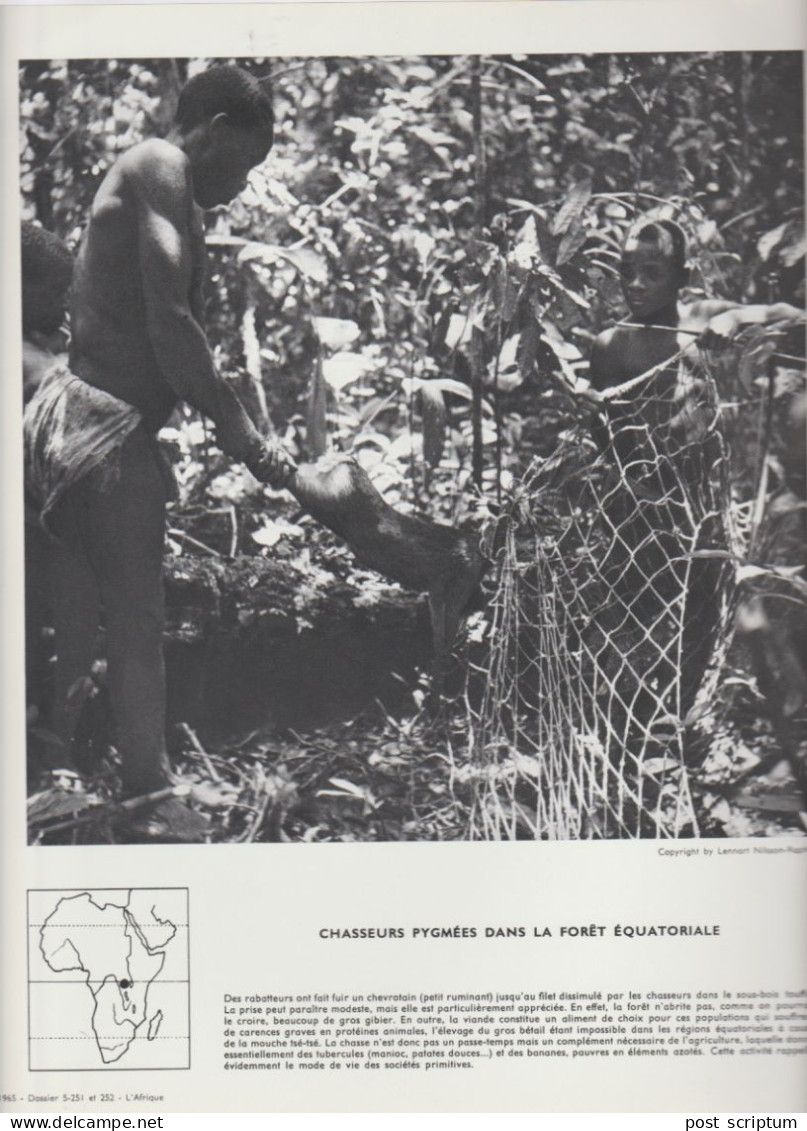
[388,432,422,461]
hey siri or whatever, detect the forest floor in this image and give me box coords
[27,660,806,845]
[25,492,807,845]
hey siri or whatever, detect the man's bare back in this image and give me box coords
[71,124,271,464]
[71,140,203,429]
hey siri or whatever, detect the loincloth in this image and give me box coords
[24,365,174,532]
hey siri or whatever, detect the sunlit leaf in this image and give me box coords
[757,223,787,263]
[411,125,458,149]
[241,298,269,425]
[388,432,422,461]
[490,335,523,391]
[327,776,367,798]
[780,234,806,268]
[280,246,329,283]
[413,231,436,266]
[540,332,582,362]
[511,215,540,270]
[322,352,375,391]
[313,317,361,351]
[444,312,475,351]
[186,781,240,809]
[431,378,472,400]
[251,520,284,548]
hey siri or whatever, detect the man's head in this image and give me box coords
[620,219,688,320]
[21,221,73,336]
[175,65,274,209]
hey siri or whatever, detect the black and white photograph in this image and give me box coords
[20,49,806,845]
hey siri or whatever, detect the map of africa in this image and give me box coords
[28,889,190,1070]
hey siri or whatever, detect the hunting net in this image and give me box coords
[462,348,742,840]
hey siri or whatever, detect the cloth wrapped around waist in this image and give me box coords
[24,365,173,532]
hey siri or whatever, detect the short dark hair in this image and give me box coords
[625,218,688,273]
[21,221,73,284]
[175,65,274,142]
[21,221,73,334]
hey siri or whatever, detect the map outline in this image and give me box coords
[27,887,191,1072]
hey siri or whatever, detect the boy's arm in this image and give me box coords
[131,143,294,485]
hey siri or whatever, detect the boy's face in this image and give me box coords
[620,239,684,319]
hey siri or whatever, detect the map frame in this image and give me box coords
[26,887,191,1073]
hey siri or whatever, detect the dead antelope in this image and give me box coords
[290,455,485,699]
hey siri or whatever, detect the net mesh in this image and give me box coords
[462,349,740,839]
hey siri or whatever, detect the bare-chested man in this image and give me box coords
[25,65,294,839]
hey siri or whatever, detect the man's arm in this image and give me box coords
[694,299,805,350]
[131,142,292,481]
[187,206,208,331]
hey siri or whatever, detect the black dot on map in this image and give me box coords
[119,979,132,989]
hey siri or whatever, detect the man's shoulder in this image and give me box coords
[118,138,191,193]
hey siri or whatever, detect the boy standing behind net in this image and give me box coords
[590,218,802,399]
[586,218,803,726]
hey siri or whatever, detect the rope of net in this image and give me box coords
[460,347,738,840]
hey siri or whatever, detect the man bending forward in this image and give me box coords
[25,65,294,838]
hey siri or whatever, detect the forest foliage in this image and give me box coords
[20,52,804,527]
